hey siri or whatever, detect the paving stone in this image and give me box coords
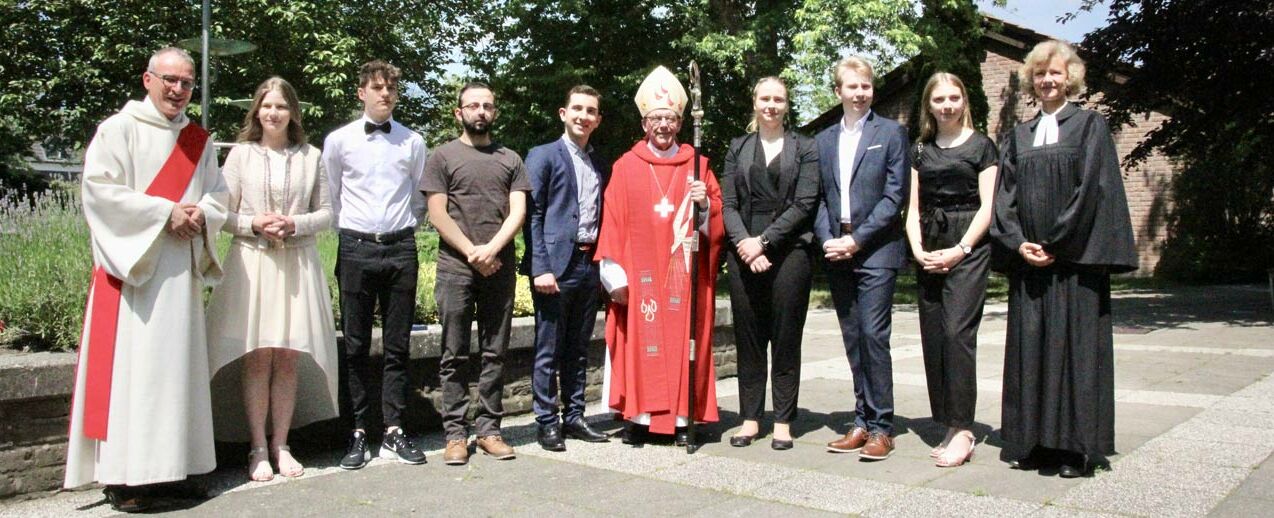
[921,461,1082,504]
[1056,471,1225,517]
[654,455,787,495]
[1166,421,1274,448]
[1134,436,1273,469]
[863,486,1042,518]
[1207,496,1273,518]
[698,493,849,517]
[747,468,907,514]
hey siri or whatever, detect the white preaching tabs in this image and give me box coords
[1033,102,1067,147]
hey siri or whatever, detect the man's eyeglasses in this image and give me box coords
[644,114,680,125]
[147,70,196,91]
[461,102,496,112]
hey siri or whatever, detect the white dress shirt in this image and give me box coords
[321,115,428,233]
[1033,102,1067,147]
[838,111,869,223]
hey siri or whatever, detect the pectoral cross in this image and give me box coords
[654,196,674,218]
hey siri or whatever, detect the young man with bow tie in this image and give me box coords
[322,60,429,469]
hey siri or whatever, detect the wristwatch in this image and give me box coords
[958,242,972,255]
[758,234,770,250]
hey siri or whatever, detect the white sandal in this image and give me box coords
[273,445,304,478]
[249,446,274,481]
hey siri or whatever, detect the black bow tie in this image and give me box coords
[364,120,392,134]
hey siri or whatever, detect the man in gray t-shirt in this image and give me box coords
[419,81,530,466]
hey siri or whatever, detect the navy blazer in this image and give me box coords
[812,111,910,269]
[519,138,610,278]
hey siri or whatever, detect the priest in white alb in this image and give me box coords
[596,66,724,446]
[64,47,227,512]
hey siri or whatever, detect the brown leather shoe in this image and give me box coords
[476,435,516,460]
[443,439,470,465]
[859,432,895,460]
[827,427,870,453]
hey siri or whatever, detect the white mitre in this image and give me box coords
[634,65,687,117]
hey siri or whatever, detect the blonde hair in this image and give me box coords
[832,56,875,88]
[746,76,787,133]
[1018,40,1086,99]
[237,76,306,145]
[917,72,973,143]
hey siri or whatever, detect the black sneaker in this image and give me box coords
[380,428,427,464]
[340,430,371,470]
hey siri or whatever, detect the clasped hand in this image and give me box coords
[1018,242,1055,267]
[167,203,205,240]
[252,213,296,242]
[915,246,966,273]
[467,243,502,277]
[823,235,859,262]
[736,237,772,273]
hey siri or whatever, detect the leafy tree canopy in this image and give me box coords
[1075,0,1274,279]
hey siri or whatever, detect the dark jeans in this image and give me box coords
[436,266,515,440]
[727,247,812,424]
[336,233,418,430]
[530,249,600,426]
[828,264,898,435]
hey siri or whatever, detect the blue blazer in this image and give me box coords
[519,138,610,278]
[812,111,910,269]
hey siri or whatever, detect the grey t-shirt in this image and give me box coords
[419,138,531,276]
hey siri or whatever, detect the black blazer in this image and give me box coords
[721,130,821,252]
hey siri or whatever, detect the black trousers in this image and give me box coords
[336,233,418,430]
[916,244,989,429]
[436,266,515,440]
[727,247,812,424]
[530,249,600,426]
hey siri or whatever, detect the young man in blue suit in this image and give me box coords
[521,85,612,451]
[814,57,911,460]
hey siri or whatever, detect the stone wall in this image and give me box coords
[0,301,737,500]
[0,352,77,500]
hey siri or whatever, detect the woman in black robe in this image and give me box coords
[991,40,1138,478]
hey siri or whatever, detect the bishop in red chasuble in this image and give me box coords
[596,66,724,440]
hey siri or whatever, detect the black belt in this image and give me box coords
[840,223,854,234]
[339,227,414,244]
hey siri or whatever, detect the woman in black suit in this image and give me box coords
[721,76,820,450]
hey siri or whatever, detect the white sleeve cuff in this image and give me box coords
[599,257,628,293]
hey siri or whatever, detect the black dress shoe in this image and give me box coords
[1058,452,1090,478]
[1008,446,1055,471]
[771,438,794,450]
[537,424,566,452]
[103,485,150,513]
[674,427,690,447]
[729,433,757,447]
[564,419,610,442]
[621,423,649,445]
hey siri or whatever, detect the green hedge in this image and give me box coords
[0,186,534,352]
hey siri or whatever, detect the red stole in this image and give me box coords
[78,123,208,441]
[599,142,723,434]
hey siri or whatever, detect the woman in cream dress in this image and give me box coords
[207,77,338,481]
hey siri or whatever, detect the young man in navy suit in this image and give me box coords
[521,85,612,451]
[814,57,911,460]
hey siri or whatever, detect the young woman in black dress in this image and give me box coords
[904,72,998,468]
[991,40,1137,477]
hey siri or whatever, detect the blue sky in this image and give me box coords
[977,0,1111,42]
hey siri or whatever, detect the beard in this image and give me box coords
[462,117,491,136]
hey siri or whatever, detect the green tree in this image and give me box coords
[1075,0,1274,280]
[466,0,985,168]
[0,0,470,181]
